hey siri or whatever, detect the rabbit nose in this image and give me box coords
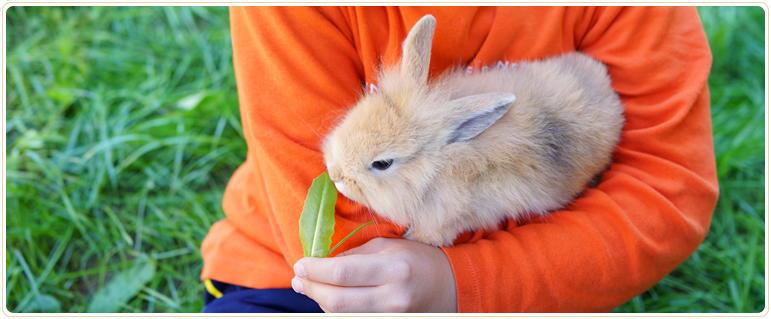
[328,166,342,182]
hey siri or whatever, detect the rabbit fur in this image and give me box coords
[322,15,625,247]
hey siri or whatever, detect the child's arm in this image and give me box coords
[440,6,717,312]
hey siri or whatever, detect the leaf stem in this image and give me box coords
[327,221,374,257]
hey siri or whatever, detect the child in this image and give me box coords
[201,6,718,312]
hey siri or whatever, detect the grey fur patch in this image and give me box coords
[535,111,576,175]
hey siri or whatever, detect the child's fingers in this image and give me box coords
[294,254,397,287]
[292,277,381,313]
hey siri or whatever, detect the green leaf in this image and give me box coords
[86,254,156,313]
[299,172,337,258]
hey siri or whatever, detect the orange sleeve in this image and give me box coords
[200,6,371,287]
[441,7,718,312]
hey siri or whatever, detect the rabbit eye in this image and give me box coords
[371,159,393,170]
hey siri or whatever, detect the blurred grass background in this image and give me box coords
[4,6,766,313]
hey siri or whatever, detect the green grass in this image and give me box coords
[6,6,244,312]
[4,6,766,313]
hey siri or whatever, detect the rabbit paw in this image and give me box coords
[403,225,456,247]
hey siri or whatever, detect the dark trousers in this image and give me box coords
[202,279,324,313]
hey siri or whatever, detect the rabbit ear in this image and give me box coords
[447,93,516,144]
[401,15,437,85]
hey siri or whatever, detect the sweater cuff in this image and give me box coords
[442,244,484,313]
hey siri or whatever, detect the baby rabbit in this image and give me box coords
[322,15,624,247]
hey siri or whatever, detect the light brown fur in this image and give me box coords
[323,15,625,246]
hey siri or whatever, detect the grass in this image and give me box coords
[6,6,244,312]
[4,6,766,313]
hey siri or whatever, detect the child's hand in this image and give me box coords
[291,237,457,313]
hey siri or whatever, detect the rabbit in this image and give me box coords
[322,15,625,247]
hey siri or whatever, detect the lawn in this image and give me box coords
[4,6,766,313]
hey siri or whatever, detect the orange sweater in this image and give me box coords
[201,6,718,312]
